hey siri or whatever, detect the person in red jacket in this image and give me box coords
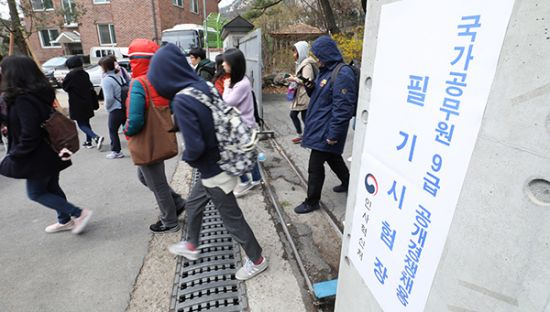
[212,54,230,95]
[124,39,186,233]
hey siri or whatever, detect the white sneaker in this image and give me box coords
[169,241,200,260]
[234,182,253,197]
[45,220,74,233]
[250,180,262,187]
[106,151,124,159]
[72,209,93,234]
[236,257,268,281]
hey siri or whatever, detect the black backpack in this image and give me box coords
[198,61,216,80]
[330,59,361,116]
[202,61,216,76]
[109,75,130,109]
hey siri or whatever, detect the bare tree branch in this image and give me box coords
[245,0,284,20]
[0,18,13,32]
[252,0,284,11]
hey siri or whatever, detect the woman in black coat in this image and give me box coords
[0,56,93,234]
[62,56,104,149]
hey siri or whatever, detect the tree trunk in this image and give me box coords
[318,0,340,34]
[7,0,29,56]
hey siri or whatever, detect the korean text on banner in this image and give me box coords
[347,0,515,311]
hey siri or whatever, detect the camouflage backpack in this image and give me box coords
[178,82,258,176]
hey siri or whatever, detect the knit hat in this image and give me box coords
[65,56,83,69]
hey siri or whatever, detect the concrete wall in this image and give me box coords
[335,0,550,311]
[223,33,247,49]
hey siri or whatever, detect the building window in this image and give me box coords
[39,29,60,48]
[93,0,110,4]
[62,0,77,25]
[172,0,183,8]
[31,0,54,11]
[190,0,199,14]
[97,24,116,45]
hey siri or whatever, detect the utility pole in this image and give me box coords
[150,0,159,43]
[203,0,209,58]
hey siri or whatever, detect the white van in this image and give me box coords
[89,47,128,65]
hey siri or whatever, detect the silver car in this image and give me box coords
[41,56,69,87]
[87,60,131,99]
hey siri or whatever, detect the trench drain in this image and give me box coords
[170,171,247,312]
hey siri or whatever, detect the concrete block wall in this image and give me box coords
[335,0,550,311]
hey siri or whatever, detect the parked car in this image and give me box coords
[53,67,70,87]
[41,56,70,87]
[87,60,132,99]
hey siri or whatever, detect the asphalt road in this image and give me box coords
[0,105,179,312]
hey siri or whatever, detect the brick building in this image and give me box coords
[25,0,219,63]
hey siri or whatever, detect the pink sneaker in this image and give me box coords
[71,209,93,234]
[45,220,74,233]
[291,137,302,144]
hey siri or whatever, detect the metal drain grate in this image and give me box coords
[171,171,247,312]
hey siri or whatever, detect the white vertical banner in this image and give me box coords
[347,0,515,311]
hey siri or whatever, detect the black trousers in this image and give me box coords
[290,110,307,135]
[306,149,350,205]
[108,108,126,153]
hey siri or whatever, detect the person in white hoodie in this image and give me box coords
[287,41,318,144]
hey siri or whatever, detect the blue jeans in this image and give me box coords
[240,163,262,184]
[76,119,98,143]
[26,173,82,224]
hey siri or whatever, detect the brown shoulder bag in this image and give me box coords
[128,78,178,166]
[42,100,80,155]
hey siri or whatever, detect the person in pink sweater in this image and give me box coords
[222,48,262,197]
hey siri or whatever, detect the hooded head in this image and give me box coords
[294,41,310,65]
[128,39,160,78]
[65,56,83,69]
[147,43,208,99]
[311,35,343,67]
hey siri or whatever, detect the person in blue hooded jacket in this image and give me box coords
[147,43,268,281]
[294,35,357,214]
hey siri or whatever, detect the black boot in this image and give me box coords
[294,202,320,214]
[333,184,349,193]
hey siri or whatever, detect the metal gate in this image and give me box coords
[238,29,263,121]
